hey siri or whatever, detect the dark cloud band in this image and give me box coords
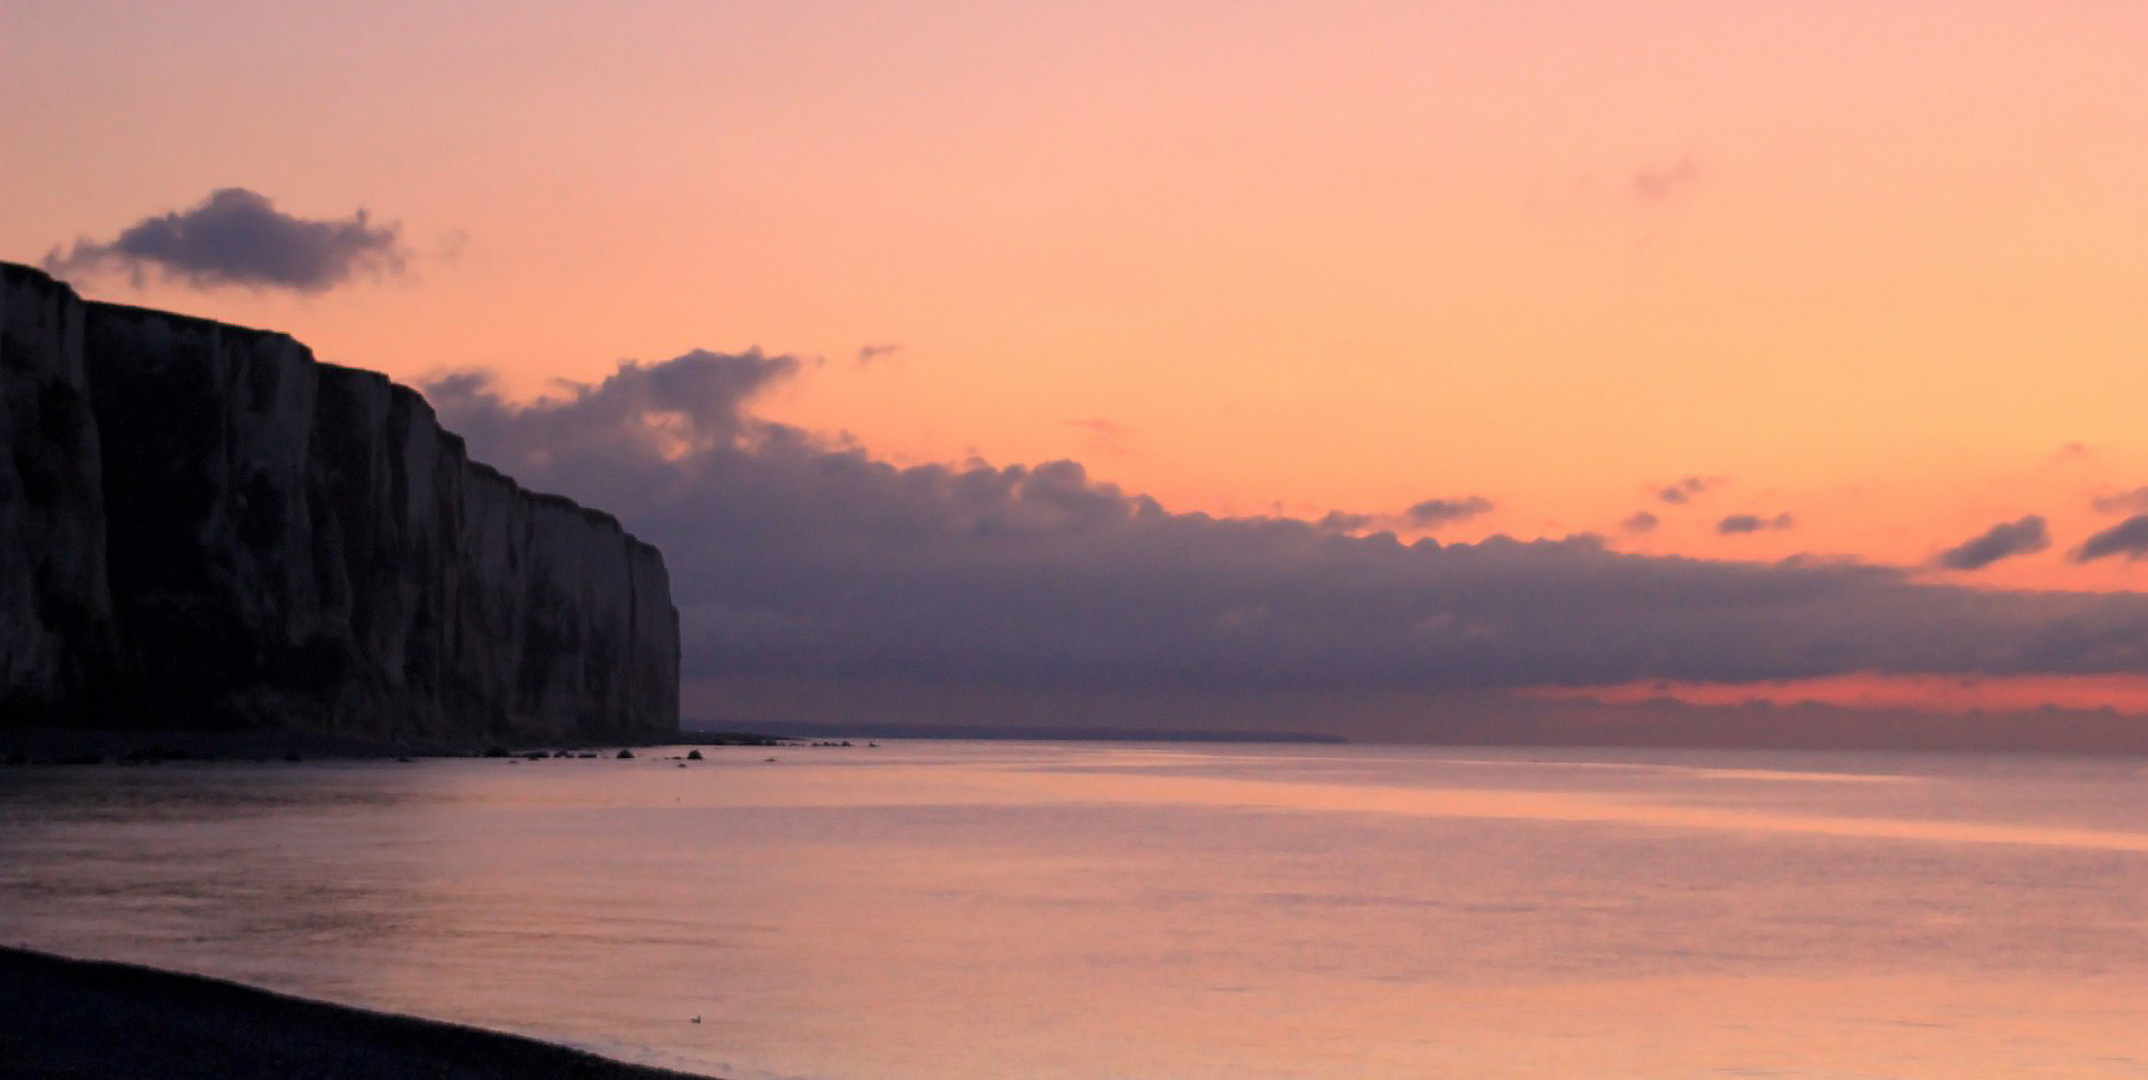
[424,350,2148,707]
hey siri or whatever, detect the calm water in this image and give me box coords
[4,741,2148,1079]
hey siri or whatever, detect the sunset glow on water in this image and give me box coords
[7,741,2148,1079]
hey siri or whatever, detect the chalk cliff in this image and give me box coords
[0,262,678,743]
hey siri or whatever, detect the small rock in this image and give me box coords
[616,749,635,760]
[686,749,704,761]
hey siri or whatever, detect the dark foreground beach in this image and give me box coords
[0,947,718,1080]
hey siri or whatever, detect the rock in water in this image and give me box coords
[0,263,679,746]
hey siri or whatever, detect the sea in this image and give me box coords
[4,740,2147,1080]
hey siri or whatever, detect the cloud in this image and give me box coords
[1632,157,1700,203]
[2091,487,2148,515]
[1657,475,1726,505]
[855,344,900,366]
[2077,515,2148,563]
[1936,515,2050,570]
[1311,497,1493,535]
[1317,511,1378,532]
[1716,512,1793,535]
[1621,511,1660,534]
[422,349,2148,731]
[1403,496,1494,529]
[43,188,409,292]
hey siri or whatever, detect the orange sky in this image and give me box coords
[8,2,2148,714]
[1529,673,2148,716]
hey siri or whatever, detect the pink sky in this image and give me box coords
[9,2,2148,722]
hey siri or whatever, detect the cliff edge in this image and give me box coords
[0,262,678,744]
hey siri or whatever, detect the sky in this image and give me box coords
[8,2,2148,743]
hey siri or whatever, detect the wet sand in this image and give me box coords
[0,947,718,1080]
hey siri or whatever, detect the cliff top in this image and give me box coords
[3,260,662,563]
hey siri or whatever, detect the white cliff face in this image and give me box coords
[0,263,678,743]
[0,265,112,714]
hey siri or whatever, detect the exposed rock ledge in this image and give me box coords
[0,262,678,744]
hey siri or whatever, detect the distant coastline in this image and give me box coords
[706,720,1349,744]
[0,727,784,766]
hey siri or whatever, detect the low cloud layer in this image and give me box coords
[1317,511,1377,532]
[424,350,2148,728]
[1937,515,2050,570]
[44,188,408,291]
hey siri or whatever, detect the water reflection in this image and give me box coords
[3,744,2147,1079]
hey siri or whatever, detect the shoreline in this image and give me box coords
[0,946,720,1080]
[0,726,785,766]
